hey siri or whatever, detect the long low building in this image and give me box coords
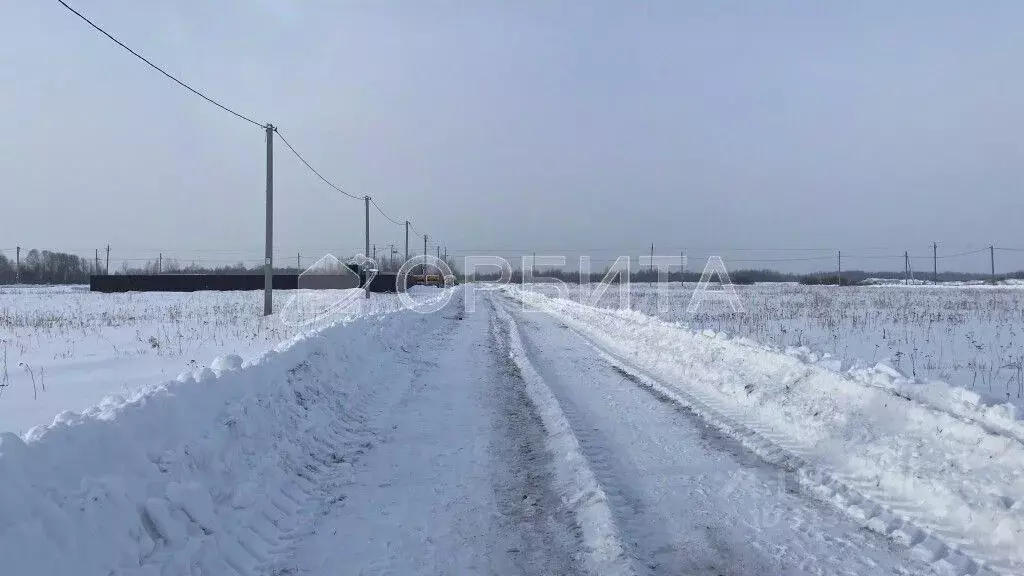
[89,271,407,293]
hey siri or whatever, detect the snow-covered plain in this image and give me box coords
[0,285,407,433]
[3,282,1024,574]
[549,282,1024,410]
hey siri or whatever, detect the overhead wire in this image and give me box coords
[371,198,404,226]
[57,0,441,249]
[274,129,362,201]
[56,0,263,128]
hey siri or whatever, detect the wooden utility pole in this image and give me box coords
[264,124,274,316]
[105,245,110,275]
[405,221,410,263]
[680,251,684,284]
[423,234,428,276]
[95,249,99,274]
[933,242,938,283]
[373,244,377,262]
[297,252,301,269]
[904,251,909,285]
[158,253,163,275]
[15,246,20,284]
[837,250,841,284]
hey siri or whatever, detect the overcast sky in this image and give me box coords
[2,1,1022,273]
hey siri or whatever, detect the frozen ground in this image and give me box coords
[1,284,1022,574]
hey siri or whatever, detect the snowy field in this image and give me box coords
[537,282,1024,410]
[0,285,409,433]
[2,283,1024,574]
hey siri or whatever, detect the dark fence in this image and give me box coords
[90,271,404,293]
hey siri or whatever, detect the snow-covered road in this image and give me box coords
[285,290,581,575]
[284,289,942,574]
[495,294,939,575]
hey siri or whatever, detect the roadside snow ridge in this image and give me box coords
[508,286,1024,576]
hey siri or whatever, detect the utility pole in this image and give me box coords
[650,243,654,274]
[15,246,20,284]
[361,196,371,298]
[297,252,301,270]
[680,251,684,284]
[158,253,163,275]
[990,245,996,281]
[373,244,377,262]
[363,196,371,299]
[437,246,440,260]
[904,251,909,285]
[443,246,447,263]
[837,250,841,284]
[405,221,410,263]
[264,123,274,316]
[105,245,110,275]
[94,249,99,275]
[533,251,536,278]
[423,234,428,277]
[933,242,938,283]
[364,196,370,258]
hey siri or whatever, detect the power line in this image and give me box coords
[56,0,263,128]
[939,248,989,259]
[274,129,362,200]
[371,198,404,226]
[728,256,836,263]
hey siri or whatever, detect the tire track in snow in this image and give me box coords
[491,295,636,576]
[486,299,589,576]
[283,291,586,575]
[504,295,948,576]
[584,342,993,576]
[506,288,1022,576]
[262,315,458,575]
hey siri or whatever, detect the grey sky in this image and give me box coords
[2,1,1022,273]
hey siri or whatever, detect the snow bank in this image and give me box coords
[508,287,1024,576]
[0,298,447,575]
[0,286,415,434]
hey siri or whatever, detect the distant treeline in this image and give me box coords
[0,249,96,284]
[2,250,1023,285]
[0,250,459,284]
[471,267,1024,285]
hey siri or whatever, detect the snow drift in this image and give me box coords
[0,300,446,575]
